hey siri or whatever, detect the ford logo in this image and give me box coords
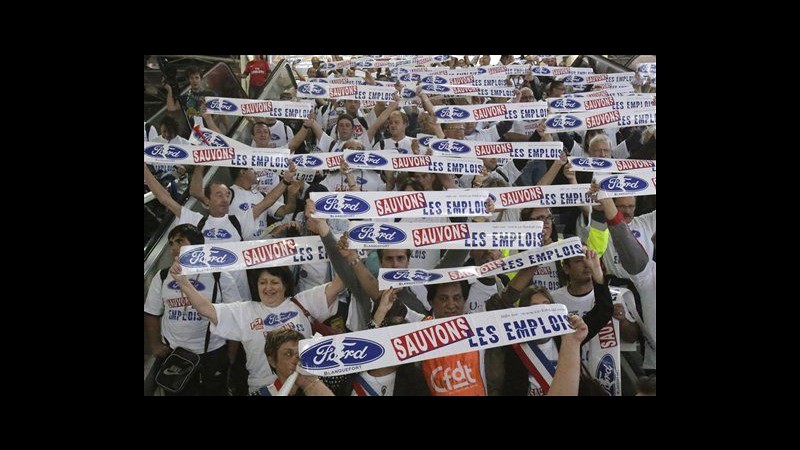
[632,230,641,238]
[433,55,449,62]
[345,152,388,166]
[238,202,252,211]
[382,270,443,283]
[422,84,450,93]
[321,63,336,70]
[349,223,407,244]
[596,353,617,396]
[422,75,448,84]
[144,144,188,160]
[315,194,371,214]
[545,115,582,130]
[435,107,470,120]
[194,131,229,147]
[205,99,238,112]
[298,84,327,96]
[600,175,648,193]
[203,228,233,239]
[431,140,470,154]
[533,66,552,75]
[399,74,421,82]
[400,88,417,98]
[300,337,385,370]
[291,155,324,168]
[179,247,238,268]
[562,75,585,83]
[571,158,613,169]
[264,311,299,326]
[418,136,433,147]
[549,98,581,110]
[167,279,205,291]
[477,67,487,75]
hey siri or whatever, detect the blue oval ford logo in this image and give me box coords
[418,136,433,147]
[545,115,582,130]
[345,152,388,166]
[533,66,552,75]
[423,84,450,93]
[299,84,327,96]
[435,107,470,120]
[264,311,299,326]
[550,98,581,110]
[315,194,371,214]
[563,75,585,83]
[632,230,641,238]
[167,279,205,291]
[595,353,617,396]
[144,145,188,160]
[431,140,470,154]
[300,337,385,370]
[195,131,229,147]
[349,224,407,244]
[205,99,238,112]
[600,175,648,193]
[571,158,613,169]
[423,75,448,84]
[382,270,443,283]
[401,88,417,98]
[179,247,238,268]
[203,228,233,239]
[292,155,324,168]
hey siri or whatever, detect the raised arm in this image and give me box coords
[188,164,210,206]
[596,188,649,274]
[144,162,183,217]
[251,162,297,219]
[548,314,587,396]
[169,259,218,325]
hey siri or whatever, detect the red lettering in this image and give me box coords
[375,192,426,216]
[242,240,298,266]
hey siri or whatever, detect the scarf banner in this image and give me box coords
[297,303,572,376]
[320,60,351,70]
[564,87,635,98]
[204,97,315,119]
[548,95,656,112]
[421,73,508,85]
[377,237,584,289]
[544,108,656,133]
[568,157,656,173]
[177,236,329,275]
[296,83,396,102]
[583,73,637,84]
[595,173,657,199]
[590,82,635,90]
[144,141,291,168]
[342,150,484,175]
[427,139,563,159]
[449,185,598,208]
[514,338,559,396]
[346,221,543,250]
[420,84,517,98]
[434,102,548,123]
[310,190,491,219]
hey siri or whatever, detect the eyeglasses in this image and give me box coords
[531,215,554,223]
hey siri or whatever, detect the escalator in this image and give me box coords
[143,58,296,393]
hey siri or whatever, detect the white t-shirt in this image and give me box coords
[269,120,295,147]
[144,271,240,354]
[316,133,372,154]
[211,283,337,391]
[464,278,501,314]
[373,136,414,154]
[229,184,285,240]
[179,207,257,299]
[351,371,396,396]
[320,168,385,192]
[576,210,656,279]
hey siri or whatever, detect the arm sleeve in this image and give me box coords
[581,282,613,345]
[322,232,372,329]
[143,275,165,315]
[607,211,649,275]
